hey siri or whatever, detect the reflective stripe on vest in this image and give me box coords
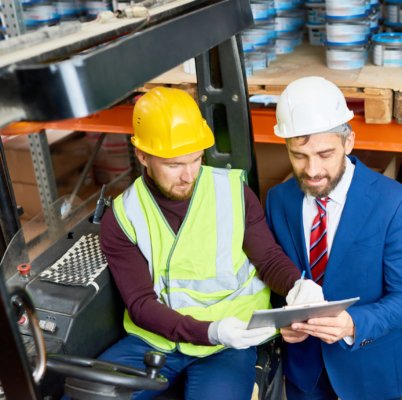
[113,166,271,356]
[122,184,154,279]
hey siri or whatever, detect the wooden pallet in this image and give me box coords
[342,87,393,125]
[140,80,395,125]
[146,44,402,125]
[394,91,402,124]
[248,84,394,124]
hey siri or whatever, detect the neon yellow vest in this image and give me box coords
[113,166,271,357]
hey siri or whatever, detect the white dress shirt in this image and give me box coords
[302,157,355,345]
[303,156,355,258]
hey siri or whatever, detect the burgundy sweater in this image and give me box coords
[100,173,300,346]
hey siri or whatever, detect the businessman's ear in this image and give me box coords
[344,131,355,155]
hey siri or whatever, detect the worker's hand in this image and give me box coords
[208,317,276,349]
[290,310,355,344]
[280,326,309,344]
[286,278,324,306]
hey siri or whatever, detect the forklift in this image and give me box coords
[0,0,281,397]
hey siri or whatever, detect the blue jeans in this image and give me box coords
[98,335,257,400]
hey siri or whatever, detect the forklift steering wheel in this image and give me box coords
[46,352,169,391]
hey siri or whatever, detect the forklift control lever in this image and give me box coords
[46,352,168,391]
[144,351,166,379]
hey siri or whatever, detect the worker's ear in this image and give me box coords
[135,148,148,168]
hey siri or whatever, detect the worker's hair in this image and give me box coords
[286,123,352,145]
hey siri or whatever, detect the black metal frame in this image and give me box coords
[196,35,258,194]
[0,139,20,253]
[0,0,253,121]
[0,278,42,399]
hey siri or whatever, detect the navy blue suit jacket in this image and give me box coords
[266,156,402,400]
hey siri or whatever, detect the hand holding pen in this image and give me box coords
[286,270,324,306]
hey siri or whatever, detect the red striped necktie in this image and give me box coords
[310,197,329,285]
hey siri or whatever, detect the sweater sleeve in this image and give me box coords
[243,185,300,296]
[100,207,211,345]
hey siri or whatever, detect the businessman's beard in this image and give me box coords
[295,160,346,198]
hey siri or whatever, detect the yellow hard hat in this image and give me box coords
[131,87,215,158]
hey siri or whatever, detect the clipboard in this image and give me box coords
[247,297,360,330]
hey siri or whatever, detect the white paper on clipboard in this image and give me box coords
[247,297,360,330]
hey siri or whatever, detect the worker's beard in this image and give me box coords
[155,181,195,201]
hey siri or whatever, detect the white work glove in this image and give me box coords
[286,278,324,306]
[208,317,276,349]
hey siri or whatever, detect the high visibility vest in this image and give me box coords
[113,165,271,357]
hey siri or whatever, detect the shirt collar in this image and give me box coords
[305,156,355,206]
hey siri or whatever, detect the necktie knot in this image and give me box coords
[315,196,329,208]
[315,197,329,218]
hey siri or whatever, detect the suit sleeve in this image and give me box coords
[347,200,402,351]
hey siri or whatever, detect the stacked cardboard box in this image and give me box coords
[3,130,92,220]
[85,132,134,191]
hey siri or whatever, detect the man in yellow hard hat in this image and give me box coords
[99,87,323,399]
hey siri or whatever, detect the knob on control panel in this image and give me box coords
[17,263,32,281]
[18,313,29,328]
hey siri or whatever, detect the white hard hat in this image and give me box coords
[274,76,354,138]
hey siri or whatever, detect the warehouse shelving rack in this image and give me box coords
[4,104,402,152]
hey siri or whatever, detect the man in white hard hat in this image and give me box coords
[265,76,402,400]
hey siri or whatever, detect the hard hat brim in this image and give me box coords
[132,131,215,158]
[274,110,354,138]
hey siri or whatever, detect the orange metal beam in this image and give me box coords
[251,108,402,153]
[1,106,133,136]
[2,106,402,153]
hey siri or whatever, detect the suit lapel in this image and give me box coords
[284,182,310,273]
[324,159,379,285]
